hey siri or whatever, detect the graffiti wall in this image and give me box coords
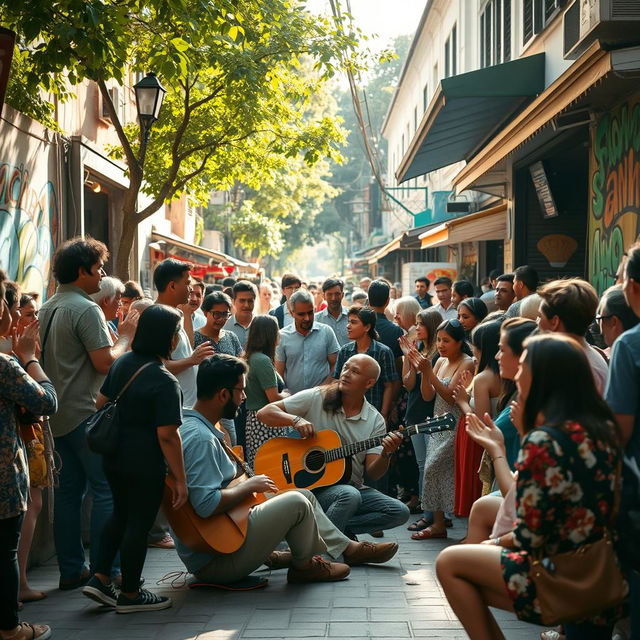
[589,94,640,294]
[0,107,61,300]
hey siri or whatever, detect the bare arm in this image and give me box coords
[257,400,314,437]
[157,425,187,508]
[614,413,635,447]
[327,352,337,374]
[275,360,285,379]
[263,386,288,403]
[380,380,395,420]
[165,341,215,375]
[429,358,474,405]
[472,372,494,422]
[402,355,417,392]
[213,475,278,515]
[87,311,139,375]
[178,304,194,346]
[365,431,403,480]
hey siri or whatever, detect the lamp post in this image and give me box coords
[133,72,167,145]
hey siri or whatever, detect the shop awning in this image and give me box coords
[151,231,259,274]
[396,54,546,183]
[367,235,402,265]
[453,42,617,193]
[419,203,508,249]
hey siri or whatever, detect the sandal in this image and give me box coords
[411,526,447,540]
[407,517,432,531]
[2,622,52,640]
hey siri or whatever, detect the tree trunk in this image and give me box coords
[114,214,138,281]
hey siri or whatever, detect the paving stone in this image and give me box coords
[23,521,539,639]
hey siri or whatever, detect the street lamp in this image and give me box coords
[133,72,167,143]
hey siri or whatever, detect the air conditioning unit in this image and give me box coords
[563,0,640,59]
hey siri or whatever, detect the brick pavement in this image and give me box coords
[21,520,541,639]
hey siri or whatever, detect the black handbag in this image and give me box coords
[84,362,153,455]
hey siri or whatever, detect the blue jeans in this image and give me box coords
[53,424,119,580]
[312,485,409,535]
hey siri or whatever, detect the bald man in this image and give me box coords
[258,354,410,537]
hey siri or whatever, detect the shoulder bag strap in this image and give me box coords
[113,362,154,404]
[40,307,59,367]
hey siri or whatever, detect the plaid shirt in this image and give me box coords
[332,340,399,412]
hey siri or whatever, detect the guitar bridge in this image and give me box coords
[282,453,292,483]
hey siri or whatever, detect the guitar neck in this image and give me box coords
[324,414,455,462]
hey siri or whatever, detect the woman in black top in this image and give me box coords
[83,305,187,614]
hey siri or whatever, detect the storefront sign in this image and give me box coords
[529,161,559,219]
[0,28,15,119]
[401,262,457,296]
[588,94,640,293]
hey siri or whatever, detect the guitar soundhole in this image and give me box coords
[304,449,325,472]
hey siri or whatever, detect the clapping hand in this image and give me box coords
[406,346,431,374]
[118,309,140,340]
[509,400,523,433]
[12,319,40,363]
[465,412,505,457]
[452,370,473,406]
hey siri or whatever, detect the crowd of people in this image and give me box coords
[1,235,639,640]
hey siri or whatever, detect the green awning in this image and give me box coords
[396,54,546,183]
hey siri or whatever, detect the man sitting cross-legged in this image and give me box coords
[171,354,399,586]
[257,354,410,538]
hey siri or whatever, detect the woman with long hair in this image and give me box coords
[406,319,474,539]
[452,320,503,517]
[462,318,537,545]
[457,297,488,338]
[244,315,289,467]
[436,334,624,640]
[401,308,443,533]
[83,305,187,614]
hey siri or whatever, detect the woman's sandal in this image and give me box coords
[407,517,431,531]
[411,526,447,540]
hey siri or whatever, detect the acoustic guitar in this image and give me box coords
[254,413,457,492]
[163,441,266,555]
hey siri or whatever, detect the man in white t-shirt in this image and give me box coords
[155,259,214,408]
[258,354,410,536]
[537,278,608,393]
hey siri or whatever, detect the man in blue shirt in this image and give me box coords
[605,243,640,640]
[276,289,340,394]
[315,277,349,346]
[170,355,399,586]
[413,277,432,309]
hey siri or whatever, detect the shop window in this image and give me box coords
[480,0,512,68]
[422,83,429,112]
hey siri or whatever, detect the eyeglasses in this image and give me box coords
[595,314,615,322]
[226,386,245,395]
[209,311,231,320]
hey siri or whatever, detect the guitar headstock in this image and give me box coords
[412,413,458,436]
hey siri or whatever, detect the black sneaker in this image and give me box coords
[115,589,172,614]
[82,576,118,607]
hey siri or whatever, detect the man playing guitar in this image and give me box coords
[172,354,399,586]
[257,354,410,538]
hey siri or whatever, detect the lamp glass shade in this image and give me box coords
[134,73,167,122]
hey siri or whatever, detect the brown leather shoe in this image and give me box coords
[264,550,293,570]
[287,556,350,583]
[343,541,399,566]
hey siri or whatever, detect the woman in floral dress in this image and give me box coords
[436,333,624,640]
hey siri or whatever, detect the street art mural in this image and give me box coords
[589,94,640,294]
[0,110,60,300]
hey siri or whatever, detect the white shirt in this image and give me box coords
[172,327,197,408]
[433,302,458,321]
[581,339,609,395]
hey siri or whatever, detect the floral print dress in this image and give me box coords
[501,421,624,626]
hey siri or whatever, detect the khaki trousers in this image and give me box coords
[194,490,349,585]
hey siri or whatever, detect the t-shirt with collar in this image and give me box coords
[432,302,458,321]
[39,283,113,437]
[275,323,340,394]
[413,293,432,309]
[173,409,238,573]
[315,307,349,346]
[283,387,385,489]
[223,314,253,348]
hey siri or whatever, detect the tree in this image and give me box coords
[2,0,362,278]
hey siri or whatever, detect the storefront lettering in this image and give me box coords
[589,97,640,294]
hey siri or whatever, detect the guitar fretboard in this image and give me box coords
[323,415,454,462]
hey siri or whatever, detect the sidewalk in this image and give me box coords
[22,520,540,640]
